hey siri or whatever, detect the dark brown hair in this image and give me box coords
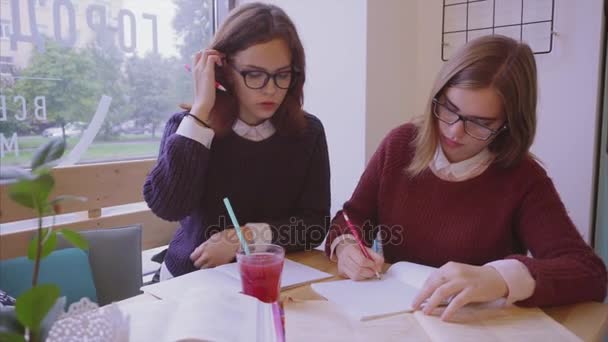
[181,2,306,136]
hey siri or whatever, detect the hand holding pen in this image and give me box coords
[188,49,225,125]
[335,211,384,281]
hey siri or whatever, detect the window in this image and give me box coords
[0,20,10,39]
[0,0,233,167]
[0,56,14,75]
[0,55,13,69]
[36,24,48,35]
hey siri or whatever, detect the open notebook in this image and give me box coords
[123,287,281,342]
[311,260,438,321]
[284,300,582,342]
[142,259,333,300]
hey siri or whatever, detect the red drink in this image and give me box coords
[237,244,285,303]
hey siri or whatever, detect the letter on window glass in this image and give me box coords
[53,0,77,48]
[0,96,6,121]
[34,96,47,121]
[142,13,159,54]
[13,96,26,121]
[10,0,45,52]
[1,133,19,158]
[118,9,137,53]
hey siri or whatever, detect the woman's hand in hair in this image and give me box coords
[412,262,508,322]
[190,49,225,123]
[335,239,384,281]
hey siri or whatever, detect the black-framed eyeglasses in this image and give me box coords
[229,63,296,90]
[432,98,507,141]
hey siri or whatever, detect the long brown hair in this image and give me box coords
[408,35,538,176]
[181,2,306,136]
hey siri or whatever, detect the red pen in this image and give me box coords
[342,211,382,279]
[184,64,227,92]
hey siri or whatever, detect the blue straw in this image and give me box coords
[372,231,383,256]
[223,197,250,255]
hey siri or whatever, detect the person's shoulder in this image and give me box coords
[303,112,325,134]
[378,123,418,159]
[508,155,548,178]
[384,122,418,144]
[366,122,418,170]
[295,112,326,144]
[491,155,568,207]
[495,154,552,189]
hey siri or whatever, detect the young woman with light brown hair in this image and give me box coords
[325,35,606,321]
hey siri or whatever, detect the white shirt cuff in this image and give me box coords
[485,259,536,305]
[245,223,273,245]
[329,234,357,262]
[175,115,215,148]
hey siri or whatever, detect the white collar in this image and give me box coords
[432,145,494,180]
[232,118,276,142]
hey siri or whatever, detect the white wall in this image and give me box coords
[414,1,443,118]
[240,0,368,215]
[410,0,605,242]
[365,1,418,160]
[531,0,604,243]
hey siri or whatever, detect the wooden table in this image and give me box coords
[123,250,608,341]
[285,251,608,341]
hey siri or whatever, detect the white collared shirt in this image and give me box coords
[430,145,494,181]
[232,118,276,142]
[175,115,276,148]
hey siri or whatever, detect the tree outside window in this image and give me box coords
[0,0,232,167]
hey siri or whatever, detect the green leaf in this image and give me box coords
[60,229,89,250]
[0,333,26,342]
[8,174,54,213]
[15,285,60,332]
[30,138,65,170]
[7,180,35,209]
[0,167,33,181]
[27,230,57,261]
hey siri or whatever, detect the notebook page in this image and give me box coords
[256,300,279,342]
[278,259,334,289]
[164,289,259,342]
[120,299,174,341]
[413,304,582,342]
[284,300,431,342]
[310,273,419,321]
[140,267,241,300]
[386,261,436,289]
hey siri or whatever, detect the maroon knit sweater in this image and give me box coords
[326,123,607,307]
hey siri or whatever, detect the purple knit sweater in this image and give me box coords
[144,112,331,276]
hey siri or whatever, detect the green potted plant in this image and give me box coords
[0,138,89,342]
